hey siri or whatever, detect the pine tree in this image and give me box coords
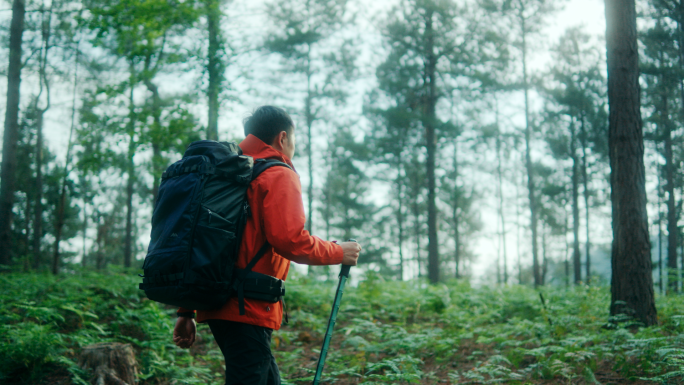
[264,0,354,236]
[0,0,27,267]
[376,0,481,283]
[544,27,607,285]
[641,0,683,293]
[605,0,657,326]
[488,0,559,286]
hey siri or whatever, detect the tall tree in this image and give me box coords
[544,27,607,285]
[365,102,417,280]
[83,0,201,266]
[0,0,27,266]
[376,0,479,283]
[605,0,657,326]
[641,1,683,293]
[264,0,354,235]
[491,0,558,286]
[204,0,225,141]
[32,1,55,272]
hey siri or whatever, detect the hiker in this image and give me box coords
[172,105,362,384]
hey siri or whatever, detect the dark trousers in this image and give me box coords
[207,319,281,385]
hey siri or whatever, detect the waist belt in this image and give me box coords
[232,268,285,303]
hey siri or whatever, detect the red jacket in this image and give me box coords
[179,134,343,330]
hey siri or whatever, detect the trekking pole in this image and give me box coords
[312,239,355,385]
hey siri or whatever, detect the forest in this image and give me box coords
[0,0,683,383]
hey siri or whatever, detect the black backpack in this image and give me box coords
[139,140,291,313]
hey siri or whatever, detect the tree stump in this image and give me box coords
[79,343,138,385]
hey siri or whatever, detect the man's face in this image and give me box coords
[283,128,296,160]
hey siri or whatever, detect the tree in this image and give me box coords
[319,124,386,272]
[0,0,27,267]
[204,0,226,141]
[605,0,657,326]
[82,0,201,266]
[544,27,607,285]
[488,0,558,286]
[641,0,683,293]
[376,0,480,283]
[264,0,354,236]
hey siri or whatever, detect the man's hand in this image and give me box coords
[173,316,196,349]
[340,241,362,266]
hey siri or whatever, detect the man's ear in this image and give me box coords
[272,131,287,150]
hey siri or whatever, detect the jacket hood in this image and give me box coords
[239,134,296,171]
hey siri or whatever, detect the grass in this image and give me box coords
[1,267,683,384]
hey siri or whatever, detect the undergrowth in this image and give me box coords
[1,268,683,384]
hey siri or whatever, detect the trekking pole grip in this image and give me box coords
[340,238,356,278]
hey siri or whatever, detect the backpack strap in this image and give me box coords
[252,158,292,179]
[235,241,271,315]
[234,158,293,315]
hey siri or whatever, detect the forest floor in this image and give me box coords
[1,268,683,384]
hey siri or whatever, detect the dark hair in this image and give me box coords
[243,106,294,144]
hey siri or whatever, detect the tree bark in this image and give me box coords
[0,0,26,266]
[453,141,460,279]
[33,108,44,269]
[143,74,163,207]
[124,81,136,269]
[495,107,508,284]
[206,0,222,141]
[79,343,138,385]
[664,101,678,293]
[37,2,53,272]
[397,155,405,281]
[579,114,591,283]
[425,9,440,284]
[520,6,541,287]
[605,0,657,326]
[570,120,581,284]
[657,163,664,293]
[305,45,314,236]
[54,49,79,275]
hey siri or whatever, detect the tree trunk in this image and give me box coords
[657,164,664,293]
[541,220,547,285]
[453,141,460,279]
[516,161,523,284]
[570,119,581,284]
[82,178,88,267]
[123,82,136,269]
[564,201,570,287]
[664,105,678,293]
[579,114,591,283]
[605,0,657,326]
[397,157,405,281]
[305,46,314,236]
[54,48,78,275]
[495,108,508,284]
[37,1,53,272]
[144,76,163,207]
[0,0,26,266]
[520,8,540,287]
[206,0,222,141]
[33,109,44,270]
[413,193,422,279]
[79,343,138,385]
[24,190,31,271]
[425,9,440,284]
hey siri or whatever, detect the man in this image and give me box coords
[173,105,362,384]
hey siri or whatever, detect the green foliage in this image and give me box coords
[3,270,684,384]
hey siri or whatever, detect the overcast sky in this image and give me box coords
[0,0,610,281]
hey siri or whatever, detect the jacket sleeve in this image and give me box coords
[258,167,344,265]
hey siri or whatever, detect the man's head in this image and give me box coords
[243,106,296,160]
